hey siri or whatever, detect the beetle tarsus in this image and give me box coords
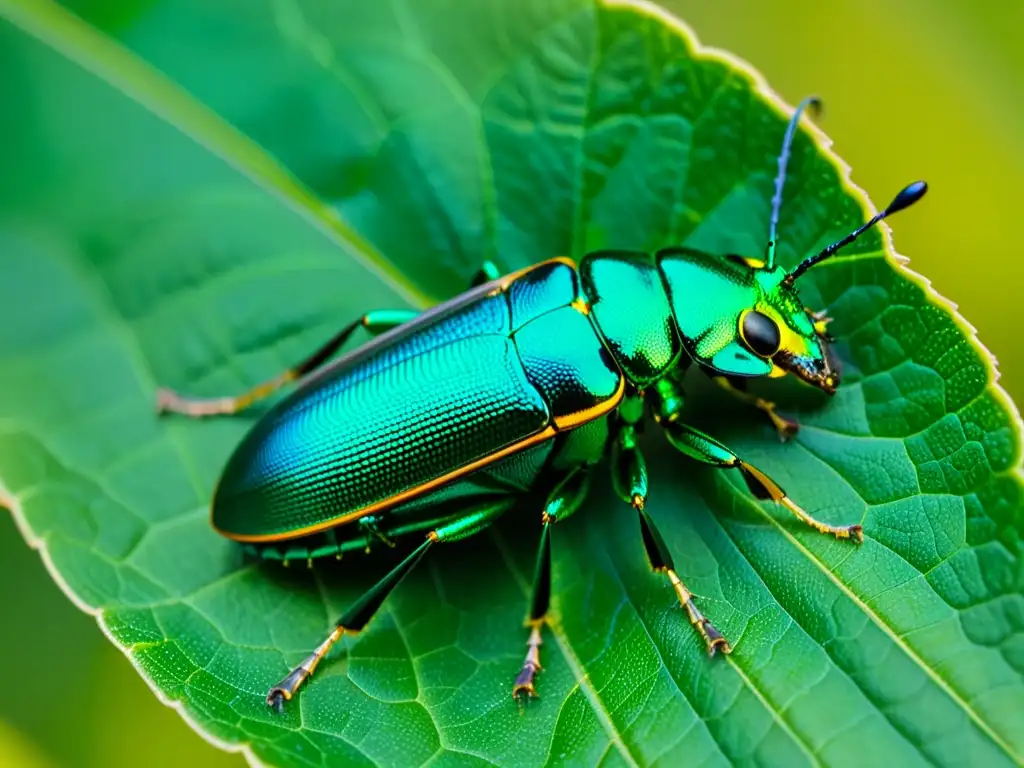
[666,568,733,656]
[766,407,799,442]
[266,627,345,711]
[512,625,543,701]
[156,372,295,418]
[779,496,864,544]
[266,665,306,711]
[155,387,237,418]
[701,619,732,656]
[738,462,863,544]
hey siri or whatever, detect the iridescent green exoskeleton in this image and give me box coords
[157,97,927,710]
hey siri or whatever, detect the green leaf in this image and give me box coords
[2,0,1022,765]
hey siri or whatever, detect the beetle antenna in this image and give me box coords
[765,96,822,270]
[784,181,928,284]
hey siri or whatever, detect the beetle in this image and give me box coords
[157,97,927,711]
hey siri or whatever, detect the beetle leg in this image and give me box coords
[713,375,799,441]
[470,261,502,287]
[358,515,396,553]
[611,424,730,655]
[658,417,863,544]
[157,309,418,418]
[637,495,731,655]
[267,498,513,711]
[513,467,591,702]
[514,525,550,703]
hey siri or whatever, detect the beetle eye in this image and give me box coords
[739,309,782,358]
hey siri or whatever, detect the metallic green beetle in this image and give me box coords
[157,98,927,710]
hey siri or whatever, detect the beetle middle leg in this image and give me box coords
[156,308,417,417]
[611,421,730,655]
[513,466,591,701]
[266,497,514,711]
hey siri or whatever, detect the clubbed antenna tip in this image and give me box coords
[884,181,928,216]
[785,179,929,284]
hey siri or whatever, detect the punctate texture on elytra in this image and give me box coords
[0,0,1021,766]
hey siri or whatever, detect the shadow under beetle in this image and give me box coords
[157,97,927,710]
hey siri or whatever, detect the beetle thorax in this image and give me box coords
[578,251,683,387]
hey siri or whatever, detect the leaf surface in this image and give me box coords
[1,0,1022,765]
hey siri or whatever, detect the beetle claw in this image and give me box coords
[775,415,800,442]
[760,402,799,441]
[266,687,289,713]
[265,658,312,712]
[703,622,732,656]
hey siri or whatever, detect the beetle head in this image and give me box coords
[740,264,841,394]
[657,250,841,394]
[658,96,927,395]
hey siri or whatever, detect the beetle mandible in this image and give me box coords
[157,96,927,710]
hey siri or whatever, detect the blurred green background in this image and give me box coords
[2,0,1021,766]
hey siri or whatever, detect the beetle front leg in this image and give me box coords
[611,424,731,655]
[713,375,799,441]
[267,498,513,711]
[157,308,418,418]
[652,383,862,543]
[513,467,590,701]
[662,420,862,542]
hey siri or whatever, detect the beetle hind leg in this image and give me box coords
[267,626,345,712]
[513,516,553,701]
[267,499,512,711]
[163,262,499,419]
[158,309,417,418]
[267,534,434,711]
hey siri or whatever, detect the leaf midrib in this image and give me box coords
[0,0,431,311]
